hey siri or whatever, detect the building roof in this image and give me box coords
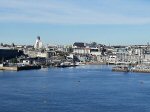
[73,42,85,48]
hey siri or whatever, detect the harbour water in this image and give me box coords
[0,65,150,112]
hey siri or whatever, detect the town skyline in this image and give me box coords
[0,0,150,45]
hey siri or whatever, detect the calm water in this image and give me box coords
[0,65,150,112]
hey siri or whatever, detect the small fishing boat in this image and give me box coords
[112,66,129,72]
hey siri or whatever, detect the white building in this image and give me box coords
[108,55,117,64]
[34,36,43,49]
[73,48,90,54]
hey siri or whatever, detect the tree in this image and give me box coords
[12,43,15,47]
[10,58,18,63]
[91,42,97,47]
[0,43,3,46]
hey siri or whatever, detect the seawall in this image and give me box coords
[0,65,41,71]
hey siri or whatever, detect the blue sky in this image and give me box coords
[0,0,150,45]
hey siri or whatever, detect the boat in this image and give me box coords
[75,62,85,66]
[112,65,129,72]
[56,62,78,68]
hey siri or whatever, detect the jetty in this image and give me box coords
[0,65,41,71]
[130,66,150,73]
[112,64,150,73]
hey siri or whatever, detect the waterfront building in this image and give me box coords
[0,46,23,61]
[73,48,91,54]
[37,51,56,58]
[20,57,46,65]
[24,50,37,58]
[108,55,117,64]
[73,42,90,54]
[142,50,150,63]
[72,42,104,63]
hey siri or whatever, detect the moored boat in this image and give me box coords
[112,66,129,72]
[56,62,78,68]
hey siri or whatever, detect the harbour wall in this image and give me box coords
[0,65,41,71]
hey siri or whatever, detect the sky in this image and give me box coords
[0,0,150,45]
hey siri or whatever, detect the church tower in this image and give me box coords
[34,36,43,49]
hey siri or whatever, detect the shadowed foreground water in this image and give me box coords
[0,65,150,112]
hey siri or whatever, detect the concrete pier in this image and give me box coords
[131,69,150,73]
[0,65,41,71]
[0,66,18,71]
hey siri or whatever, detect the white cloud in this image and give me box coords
[0,0,150,24]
